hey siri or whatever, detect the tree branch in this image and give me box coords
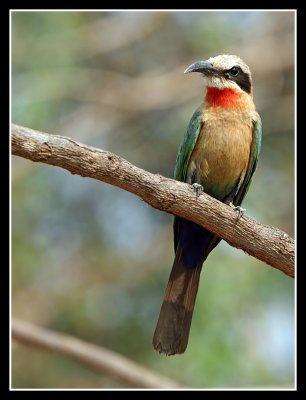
[12,318,182,388]
[11,123,294,278]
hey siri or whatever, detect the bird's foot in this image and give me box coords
[229,202,246,221]
[192,183,204,198]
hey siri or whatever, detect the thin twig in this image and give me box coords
[11,123,295,278]
[12,318,183,388]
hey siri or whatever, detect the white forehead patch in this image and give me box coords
[207,54,251,75]
[203,54,251,91]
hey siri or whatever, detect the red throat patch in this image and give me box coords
[206,87,241,107]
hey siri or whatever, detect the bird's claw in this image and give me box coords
[229,202,246,220]
[192,183,204,198]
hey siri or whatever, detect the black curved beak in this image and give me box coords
[184,60,216,75]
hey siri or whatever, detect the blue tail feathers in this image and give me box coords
[178,218,214,268]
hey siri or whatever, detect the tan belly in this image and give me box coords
[187,114,253,198]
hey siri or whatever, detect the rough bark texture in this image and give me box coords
[11,123,295,278]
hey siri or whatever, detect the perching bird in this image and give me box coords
[153,54,262,355]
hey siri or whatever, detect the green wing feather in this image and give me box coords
[173,108,203,250]
[234,114,262,206]
[174,108,203,182]
[173,110,261,251]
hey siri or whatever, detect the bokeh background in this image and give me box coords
[12,11,295,389]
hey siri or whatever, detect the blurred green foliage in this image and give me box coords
[12,11,295,388]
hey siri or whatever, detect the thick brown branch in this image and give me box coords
[12,318,182,388]
[11,123,295,278]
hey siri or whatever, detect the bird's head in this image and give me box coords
[185,55,253,107]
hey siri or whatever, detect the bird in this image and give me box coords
[153,54,262,356]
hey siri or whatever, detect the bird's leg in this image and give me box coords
[192,183,204,198]
[228,202,246,221]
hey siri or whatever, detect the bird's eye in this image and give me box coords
[230,66,239,76]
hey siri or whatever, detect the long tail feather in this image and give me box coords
[153,248,202,355]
